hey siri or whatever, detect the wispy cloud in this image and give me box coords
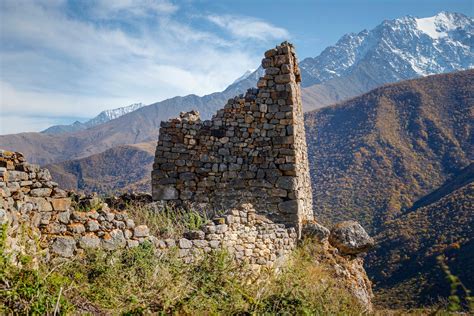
[0,0,289,134]
[92,0,178,17]
[207,14,290,40]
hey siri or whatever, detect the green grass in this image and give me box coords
[125,202,209,239]
[1,228,367,315]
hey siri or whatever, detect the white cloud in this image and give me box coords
[207,15,290,40]
[0,0,287,134]
[92,0,178,18]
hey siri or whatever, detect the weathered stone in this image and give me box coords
[51,236,76,257]
[25,197,52,211]
[134,225,150,238]
[79,234,100,249]
[153,185,178,200]
[68,223,86,234]
[51,198,71,211]
[302,222,330,242]
[29,188,52,197]
[329,221,375,255]
[275,176,296,190]
[102,229,126,250]
[184,230,205,240]
[86,220,100,232]
[58,210,70,224]
[179,238,193,249]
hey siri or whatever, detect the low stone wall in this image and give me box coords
[1,150,296,267]
[0,150,155,261]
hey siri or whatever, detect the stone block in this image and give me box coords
[153,185,178,200]
[134,225,150,238]
[51,198,71,211]
[79,234,101,249]
[51,236,76,257]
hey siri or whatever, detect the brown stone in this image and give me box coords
[51,198,71,211]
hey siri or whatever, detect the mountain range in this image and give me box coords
[1,11,471,166]
[41,103,145,135]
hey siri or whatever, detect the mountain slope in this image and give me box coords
[46,142,155,193]
[41,103,145,135]
[366,164,473,308]
[304,69,473,234]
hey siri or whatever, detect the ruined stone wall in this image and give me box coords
[152,42,313,232]
[0,150,296,267]
[1,150,372,308]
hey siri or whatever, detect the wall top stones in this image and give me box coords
[152,42,314,234]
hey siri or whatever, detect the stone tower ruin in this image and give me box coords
[152,42,313,231]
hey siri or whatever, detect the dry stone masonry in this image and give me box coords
[152,42,313,233]
[0,150,296,267]
[0,150,155,261]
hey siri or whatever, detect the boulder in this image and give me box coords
[329,221,374,255]
[302,222,330,242]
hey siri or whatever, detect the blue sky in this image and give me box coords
[0,0,472,134]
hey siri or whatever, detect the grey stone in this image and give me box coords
[278,200,298,214]
[302,222,330,242]
[86,220,100,232]
[275,176,296,190]
[153,185,178,200]
[79,234,100,249]
[102,229,126,250]
[179,238,193,249]
[51,236,76,257]
[329,221,375,255]
[134,225,150,238]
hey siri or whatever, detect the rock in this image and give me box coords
[51,236,76,257]
[184,230,205,240]
[329,221,374,255]
[102,229,126,250]
[302,222,330,242]
[29,188,52,197]
[275,176,296,190]
[179,238,193,249]
[37,169,52,181]
[68,223,86,234]
[278,200,298,214]
[51,198,71,211]
[153,185,178,200]
[86,220,100,232]
[58,210,70,224]
[79,234,100,249]
[134,225,150,238]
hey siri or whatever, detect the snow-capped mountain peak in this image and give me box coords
[232,70,255,84]
[41,103,146,135]
[300,11,473,86]
[96,103,145,122]
[415,11,468,39]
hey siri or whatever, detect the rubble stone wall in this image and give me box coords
[0,150,296,267]
[152,42,313,232]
